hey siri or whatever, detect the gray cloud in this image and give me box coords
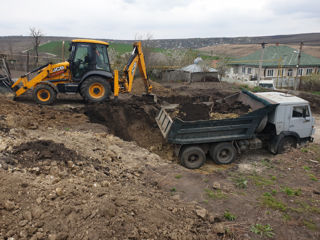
[0,0,319,39]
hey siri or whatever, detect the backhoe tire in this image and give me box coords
[33,84,57,105]
[80,76,111,103]
[210,142,236,165]
[180,146,206,169]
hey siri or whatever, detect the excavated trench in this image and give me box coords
[84,94,251,159]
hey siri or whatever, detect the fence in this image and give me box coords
[1,52,64,75]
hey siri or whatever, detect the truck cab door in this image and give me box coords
[289,105,313,138]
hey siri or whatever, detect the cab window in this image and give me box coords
[292,106,310,118]
[95,45,110,72]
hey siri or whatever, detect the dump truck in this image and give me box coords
[0,40,153,104]
[156,90,316,169]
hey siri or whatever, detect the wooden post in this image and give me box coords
[26,51,29,72]
[294,42,303,90]
[257,42,266,86]
[62,41,65,61]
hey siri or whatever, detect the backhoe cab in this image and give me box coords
[0,39,152,104]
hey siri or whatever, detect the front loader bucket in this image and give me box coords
[0,75,14,93]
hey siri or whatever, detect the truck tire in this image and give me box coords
[277,136,297,154]
[80,76,111,103]
[210,142,236,164]
[180,146,206,169]
[33,84,57,105]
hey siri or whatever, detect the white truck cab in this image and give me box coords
[255,92,315,153]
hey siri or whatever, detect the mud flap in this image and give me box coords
[269,132,300,154]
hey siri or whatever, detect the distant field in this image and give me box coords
[198,44,320,58]
[37,41,219,62]
[38,41,70,57]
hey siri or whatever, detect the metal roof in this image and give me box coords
[254,92,309,105]
[72,39,109,45]
[180,57,217,73]
[230,45,320,67]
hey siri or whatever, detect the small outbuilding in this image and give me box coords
[162,57,219,82]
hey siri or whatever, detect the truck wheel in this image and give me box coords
[80,76,111,103]
[33,84,57,105]
[277,137,296,154]
[211,142,236,164]
[180,146,206,169]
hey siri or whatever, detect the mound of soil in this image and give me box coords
[10,140,82,166]
[2,140,110,176]
[174,101,251,121]
[176,103,210,121]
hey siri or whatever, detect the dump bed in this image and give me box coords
[156,90,278,145]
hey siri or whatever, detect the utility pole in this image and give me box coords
[257,42,267,86]
[294,42,303,91]
[62,41,65,61]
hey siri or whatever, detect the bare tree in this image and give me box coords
[216,56,229,81]
[30,27,43,66]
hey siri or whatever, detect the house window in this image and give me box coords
[242,67,246,74]
[298,68,303,76]
[247,68,252,74]
[266,69,274,77]
[306,68,313,75]
[277,69,284,77]
[287,69,293,76]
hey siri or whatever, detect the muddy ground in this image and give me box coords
[0,81,319,240]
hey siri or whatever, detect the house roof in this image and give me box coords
[230,45,320,67]
[180,57,217,73]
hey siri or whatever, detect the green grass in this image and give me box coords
[249,174,275,187]
[224,210,236,221]
[250,224,275,238]
[303,166,311,171]
[261,195,287,212]
[303,220,317,231]
[175,174,182,179]
[170,187,176,192]
[204,189,227,199]
[308,173,318,181]
[109,42,132,54]
[38,40,71,58]
[281,187,301,196]
[232,176,248,189]
[312,91,320,96]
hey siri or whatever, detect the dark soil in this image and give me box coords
[177,103,210,121]
[175,101,251,121]
[84,98,170,157]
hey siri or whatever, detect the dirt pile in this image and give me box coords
[131,78,172,96]
[171,101,251,121]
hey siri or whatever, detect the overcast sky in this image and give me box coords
[1,0,319,39]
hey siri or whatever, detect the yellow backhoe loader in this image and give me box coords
[0,39,153,104]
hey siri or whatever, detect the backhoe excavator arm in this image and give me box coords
[114,41,152,97]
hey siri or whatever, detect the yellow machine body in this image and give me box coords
[2,39,152,104]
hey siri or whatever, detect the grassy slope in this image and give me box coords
[38,40,219,61]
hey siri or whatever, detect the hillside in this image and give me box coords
[198,44,320,58]
[0,33,319,54]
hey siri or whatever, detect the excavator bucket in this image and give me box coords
[0,58,14,94]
